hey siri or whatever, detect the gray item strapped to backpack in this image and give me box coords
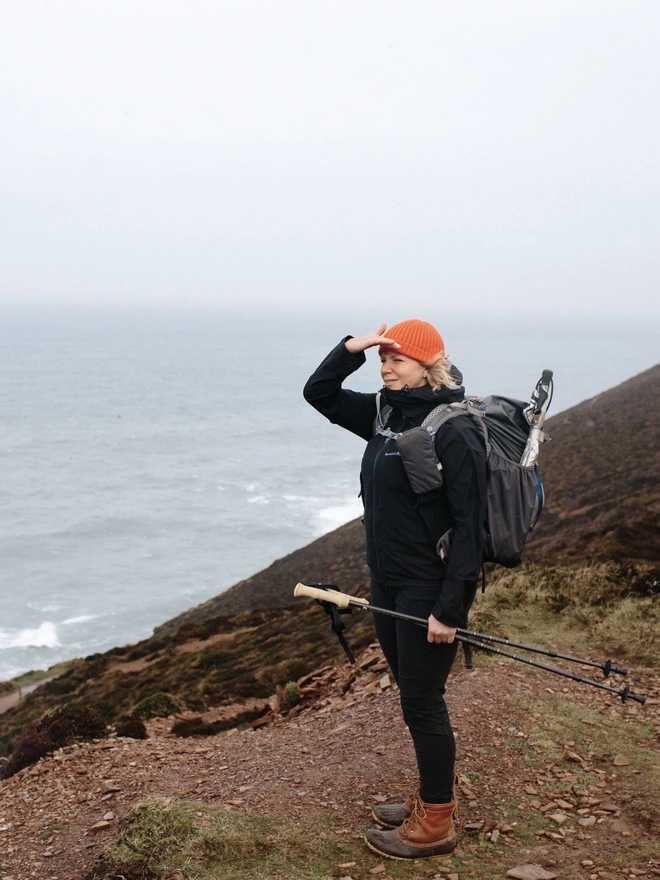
[374,371,553,569]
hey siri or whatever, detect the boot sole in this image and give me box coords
[365,833,456,861]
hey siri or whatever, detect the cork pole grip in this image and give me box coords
[293,583,369,609]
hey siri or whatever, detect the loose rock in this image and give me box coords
[613,755,630,766]
[506,866,557,880]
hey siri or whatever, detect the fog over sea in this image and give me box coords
[1,305,658,681]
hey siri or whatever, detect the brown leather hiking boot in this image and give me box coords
[366,795,457,860]
[371,792,415,828]
[372,773,457,830]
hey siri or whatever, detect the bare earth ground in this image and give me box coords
[1,646,658,880]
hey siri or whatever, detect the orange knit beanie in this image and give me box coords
[379,319,445,364]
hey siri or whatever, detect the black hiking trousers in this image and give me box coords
[371,577,459,805]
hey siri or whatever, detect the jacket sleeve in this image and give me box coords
[303,338,378,442]
[430,419,487,627]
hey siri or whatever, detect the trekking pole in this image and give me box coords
[453,633,645,704]
[294,584,646,705]
[457,628,627,677]
[294,583,625,674]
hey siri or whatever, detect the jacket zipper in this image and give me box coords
[370,434,391,576]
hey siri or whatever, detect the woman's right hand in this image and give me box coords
[344,324,400,354]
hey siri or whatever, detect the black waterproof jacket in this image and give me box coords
[303,339,487,627]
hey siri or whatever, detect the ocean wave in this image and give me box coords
[316,500,363,535]
[28,602,62,613]
[61,614,98,626]
[0,622,60,650]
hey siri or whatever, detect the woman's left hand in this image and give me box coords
[427,616,457,644]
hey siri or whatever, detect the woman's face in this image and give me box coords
[380,350,428,390]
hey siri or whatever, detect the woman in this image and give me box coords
[303,319,487,860]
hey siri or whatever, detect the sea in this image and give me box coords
[1,305,658,682]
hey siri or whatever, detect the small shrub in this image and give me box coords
[114,717,148,740]
[81,655,109,677]
[130,692,182,721]
[283,681,301,706]
[42,678,78,696]
[1,703,107,778]
[194,648,234,671]
[255,657,307,689]
[43,704,106,744]
[628,565,660,597]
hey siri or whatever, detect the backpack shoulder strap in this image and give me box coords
[373,391,397,438]
[423,399,489,451]
[465,397,489,451]
[421,401,468,433]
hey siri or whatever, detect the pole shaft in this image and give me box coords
[456,635,635,700]
[458,628,626,676]
[341,597,645,704]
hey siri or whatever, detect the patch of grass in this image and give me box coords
[88,800,439,880]
[93,795,618,880]
[588,596,659,664]
[471,562,660,668]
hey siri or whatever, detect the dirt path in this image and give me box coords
[0,680,54,717]
[0,651,658,880]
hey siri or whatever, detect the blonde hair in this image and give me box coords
[424,356,460,392]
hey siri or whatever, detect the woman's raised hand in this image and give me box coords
[344,324,400,354]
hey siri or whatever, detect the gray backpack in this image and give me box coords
[375,371,553,569]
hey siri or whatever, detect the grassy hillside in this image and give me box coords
[0,597,375,754]
[1,559,657,760]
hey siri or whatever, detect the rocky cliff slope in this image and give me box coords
[524,363,660,565]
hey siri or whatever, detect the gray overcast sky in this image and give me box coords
[1,1,659,318]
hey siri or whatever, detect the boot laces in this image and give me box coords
[401,793,427,833]
[401,793,458,835]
